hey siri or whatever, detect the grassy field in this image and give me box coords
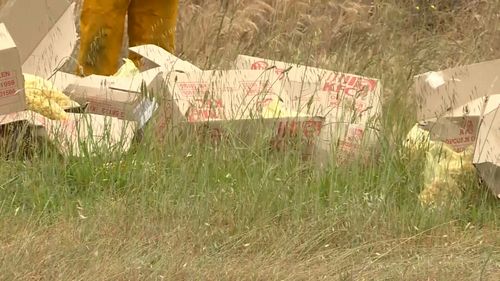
[1,0,500,280]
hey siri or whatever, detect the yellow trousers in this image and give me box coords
[76,0,179,76]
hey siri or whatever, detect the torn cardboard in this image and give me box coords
[413,91,500,153]
[0,111,135,157]
[47,45,202,126]
[0,23,26,115]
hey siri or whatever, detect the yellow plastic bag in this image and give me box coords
[404,123,475,207]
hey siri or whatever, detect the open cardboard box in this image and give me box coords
[49,43,202,128]
[413,60,500,198]
[146,68,325,158]
[49,45,203,128]
[234,54,382,165]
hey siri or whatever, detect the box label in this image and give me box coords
[0,71,18,98]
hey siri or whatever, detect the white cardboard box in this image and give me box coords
[234,54,382,124]
[148,68,325,157]
[234,55,382,165]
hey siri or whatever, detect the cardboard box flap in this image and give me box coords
[21,2,77,79]
[129,44,202,73]
[0,111,30,126]
[0,0,72,66]
[473,105,500,197]
[235,54,380,87]
[473,105,500,166]
[474,163,500,198]
[414,59,500,121]
[49,64,161,125]
[62,68,162,102]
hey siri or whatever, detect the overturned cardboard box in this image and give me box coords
[0,111,135,157]
[0,23,26,115]
[413,60,500,198]
[234,55,382,165]
[146,68,325,157]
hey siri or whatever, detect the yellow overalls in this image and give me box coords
[76,0,179,76]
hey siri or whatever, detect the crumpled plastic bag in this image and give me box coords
[113,58,140,78]
[404,123,475,207]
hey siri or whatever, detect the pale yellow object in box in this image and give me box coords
[113,59,140,78]
[261,98,309,119]
[404,123,475,206]
[23,74,80,120]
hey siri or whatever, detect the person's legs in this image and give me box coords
[127,0,179,68]
[76,0,129,76]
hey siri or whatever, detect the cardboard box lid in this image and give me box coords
[413,59,500,122]
[0,0,72,66]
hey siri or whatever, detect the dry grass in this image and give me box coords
[1,0,500,280]
[2,205,499,280]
